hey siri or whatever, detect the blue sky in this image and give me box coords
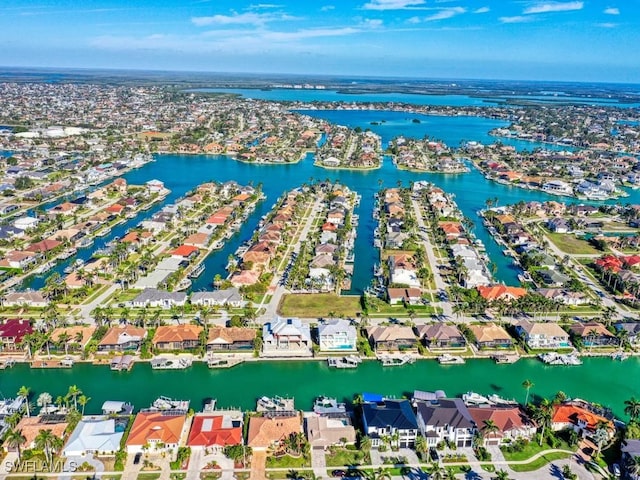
[1,0,639,82]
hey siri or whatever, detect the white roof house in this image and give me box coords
[63,418,124,457]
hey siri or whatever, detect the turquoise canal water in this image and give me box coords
[0,357,638,419]
[21,111,640,291]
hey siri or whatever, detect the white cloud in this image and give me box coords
[247,3,283,9]
[407,6,466,22]
[262,27,360,41]
[596,22,617,28]
[191,12,294,27]
[499,15,534,23]
[362,0,425,11]
[362,18,384,28]
[604,7,619,15]
[474,7,490,13]
[523,1,583,15]
[320,5,335,11]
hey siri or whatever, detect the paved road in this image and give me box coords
[411,196,452,317]
[259,194,324,322]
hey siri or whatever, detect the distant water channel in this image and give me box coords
[20,111,640,291]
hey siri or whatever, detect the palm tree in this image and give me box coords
[414,435,428,459]
[34,429,61,464]
[481,419,500,444]
[78,395,91,415]
[5,429,26,460]
[522,379,534,406]
[626,455,640,479]
[531,400,553,446]
[625,397,640,421]
[66,385,82,410]
[428,464,446,480]
[370,467,391,480]
[37,392,52,414]
[17,386,31,417]
[494,470,510,480]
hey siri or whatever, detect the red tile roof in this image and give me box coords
[170,245,199,257]
[0,319,33,342]
[187,415,243,447]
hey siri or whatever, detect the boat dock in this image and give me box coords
[0,358,17,369]
[110,355,135,371]
[327,355,362,369]
[30,357,74,369]
[538,352,582,366]
[207,356,245,369]
[492,353,520,364]
[378,354,416,366]
[151,356,193,370]
[256,395,295,413]
[437,354,465,365]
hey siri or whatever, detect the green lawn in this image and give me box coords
[325,447,370,467]
[509,452,572,472]
[265,454,310,468]
[546,232,601,255]
[137,474,161,480]
[501,438,572,462]
[279,294,361,318]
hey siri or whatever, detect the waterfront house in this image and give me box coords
[191,288,245,308]
[538,268,570,287]
[63,417,124,457]
[170,245,199,260]
[415,398,475,448]
[207,327,256,351]
[0,319,33,352]
[361,399,418,448]
[145,179,165,194]
[183,232,210,248]
[262,317,312,357]
[547,218,570,234]
[49,326,96,353]
[13,216,39,230]
[126,412,187,454]
[130,289,187,309]
[305,413,357,448]
[97,325,146,353]
[387,254,421,288]
[614,322,640,345]
[187,411,243,451]
[2,291,48,308]
[247,415,301,449]
[0,250,38,270]
[386,287,422,306]
[367,325,417,352]
[153,325,203,351]
[477,285,527,302]
[552,401,613,438]
[468,323,513,349]
[514,320,571,349]
[13,416,67,451]
[536,288,588,306]
[467,406,536,446]
[230,270,260,287]
[415,323,466,349]
[25,239,62,254]
[317,319,357,352]
[569,322,616,347]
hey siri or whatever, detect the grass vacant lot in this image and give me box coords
[325,447,370,467]
[265,454,310,469]
[509,452,572,472]
[279,294,361,317]
[546,232,601,255]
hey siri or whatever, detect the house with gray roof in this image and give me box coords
[317,319,357,352]
[415,398,476,448]
[262,317,312,357]
[129,289,186,309]
[415,324,466,349]
[191,288,245,308]
[63,417,124,457]
[361,399,418,448]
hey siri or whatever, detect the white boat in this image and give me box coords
[462,391,491,405]
[146,396,190,413]
[151,357,193,370]
[96,227,112,237]
[313,396,347,415]
[188,263,205,278]
[327,355,361,369]
[33,262,55,275]
[77,237,94,248]
[437,354,465,365]
[256,395,295,412]
[538,352,582,366]
[175,278,192,291]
